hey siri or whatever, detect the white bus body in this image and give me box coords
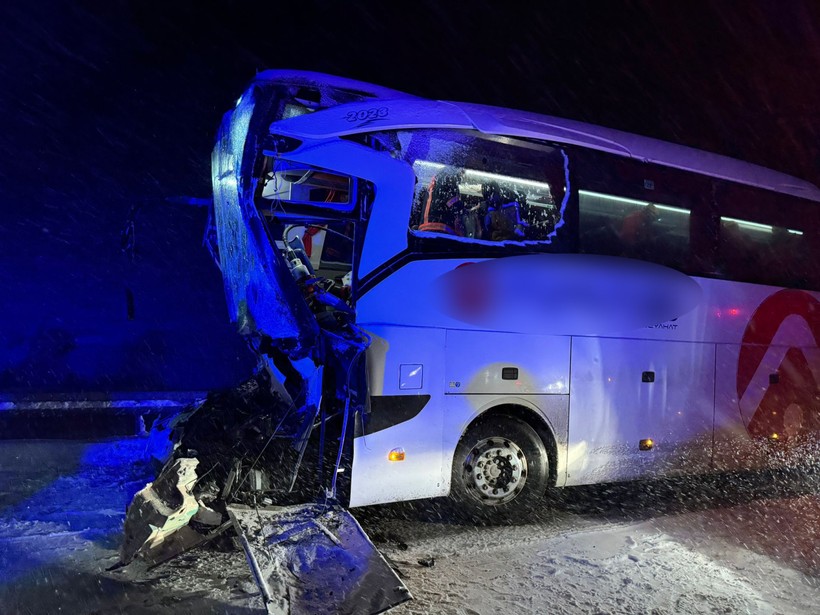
[212,71,820,517]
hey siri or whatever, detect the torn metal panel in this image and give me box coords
[212,88,320,360]
[120,457,200,564]
[229,503,411,615]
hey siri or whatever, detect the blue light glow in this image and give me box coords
[0,438,155,585]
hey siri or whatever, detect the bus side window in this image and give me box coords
[578,190,691,269]
[716,182,820,290]
[400,129,566,247]
[719,217,810,288]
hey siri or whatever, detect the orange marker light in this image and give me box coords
[388,448,406,462]
[639,439,654,451]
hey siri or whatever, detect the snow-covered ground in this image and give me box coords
[1,438,819,614]
[362,486,820,615]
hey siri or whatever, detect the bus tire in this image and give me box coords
[450,416,549,522]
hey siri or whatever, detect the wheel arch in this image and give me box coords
[456,403,559,489]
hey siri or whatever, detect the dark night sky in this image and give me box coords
[1,1,819,393]
[129,0,820,183]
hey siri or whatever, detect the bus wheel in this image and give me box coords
[450,416,549,522]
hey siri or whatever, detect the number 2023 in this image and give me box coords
[345,107,389,122]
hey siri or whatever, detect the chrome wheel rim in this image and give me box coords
[462,437,528,506]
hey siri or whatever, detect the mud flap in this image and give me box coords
[228,503,411,615]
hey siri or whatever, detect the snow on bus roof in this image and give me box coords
[451,101,820,203]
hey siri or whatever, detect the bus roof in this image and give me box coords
[270,89,820,203]
[452,100,820,203]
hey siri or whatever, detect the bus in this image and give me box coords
[210,70,820,520]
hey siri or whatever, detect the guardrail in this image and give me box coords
[0,392,206,440]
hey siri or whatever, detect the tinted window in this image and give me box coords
[579,190,691,267]
[574,149,704,271]
[715,182,820,289]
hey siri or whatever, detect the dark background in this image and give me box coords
[1,0,819,395]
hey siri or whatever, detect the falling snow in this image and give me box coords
[2,438,820,613]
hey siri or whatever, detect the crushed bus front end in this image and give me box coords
[119,71,415,614]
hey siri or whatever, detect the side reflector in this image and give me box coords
[769,433,780,441]
[639,438,654,451]
[388,448,406,462]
